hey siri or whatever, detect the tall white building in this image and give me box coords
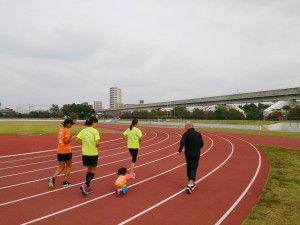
[110,87,122,108]
[94,101,103,111]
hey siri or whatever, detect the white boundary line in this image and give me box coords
[0,132,185,204]
[0,131,166,178]
[0,138,123,159]
[19,136,214,225]
[118,134,231,225]
[214,136,262,225]
[118,134,261,225]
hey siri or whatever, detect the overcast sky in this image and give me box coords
[0,0,299,111]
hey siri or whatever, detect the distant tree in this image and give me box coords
[137,110,150,119]
[215,105,228,120]
[131,110,139,119]
[192,108,205,119]
[257,103,270,119]
[61,103,95,119]
[205,111,215,120]
[50,104,60,117]
[287,106,300,119]
[16,113,24,118]
[227,108,245,120]
[120,111,132,119]
[171,106,191,119]
[70,112,78,119]
[150,108,165,119]
[40,111,51,118]
[241,103,267,120]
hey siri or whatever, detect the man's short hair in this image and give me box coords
[185,121,193,128]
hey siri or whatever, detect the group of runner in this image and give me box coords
[48,117,203,196]
[48,117,142,196]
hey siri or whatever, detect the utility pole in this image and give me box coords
[173,102,175,119]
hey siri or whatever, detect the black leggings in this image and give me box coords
[129,148,138,163]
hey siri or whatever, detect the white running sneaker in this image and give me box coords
[185,185,192,194]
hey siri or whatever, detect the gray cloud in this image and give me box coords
[1,0,299,111]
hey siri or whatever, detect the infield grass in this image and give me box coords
[0,121,120,134]
[244,147,300,225]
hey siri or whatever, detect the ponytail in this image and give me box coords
[85,116,98,126]
[130,119,138,130]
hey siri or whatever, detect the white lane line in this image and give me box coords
[20,164,186,225]
[118,135,230,225]
[214,136,262,225]
[0,131,169,178]
[0,130,156,162]
[0,133,183,204]
[0,131,156,165]
[0,138,124,159]
[20,135,214,225]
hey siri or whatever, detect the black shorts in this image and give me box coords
[82,155,98,167]
[57,153,72,161]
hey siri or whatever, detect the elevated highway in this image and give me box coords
[98,87,300,113]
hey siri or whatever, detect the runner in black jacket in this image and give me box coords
[179,121,204,194]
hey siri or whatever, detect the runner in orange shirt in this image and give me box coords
[48,118,76,189]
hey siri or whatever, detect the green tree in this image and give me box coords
[227,108,245,120]
[50,104,60,117]
[287,106,300,119]
[205,111,215,120]
[137,110,150,119]
[192,108,205,119]
[215,105,228,120]
[171,106,191,119]
[61,103,95,119]
[150,108,165,119]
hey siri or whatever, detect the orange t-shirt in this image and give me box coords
[57,127,71,154]
[115,174,131,188]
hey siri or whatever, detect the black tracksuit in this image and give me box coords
[179,128,204,181]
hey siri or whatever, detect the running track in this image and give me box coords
[0,123,299,225]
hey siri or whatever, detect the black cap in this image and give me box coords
[63,118,75,125]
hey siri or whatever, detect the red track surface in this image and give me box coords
[0,123,299,225]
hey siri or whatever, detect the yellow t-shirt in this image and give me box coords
[77,127,100,156]
[123,127,142,149]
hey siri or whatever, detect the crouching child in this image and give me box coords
[115,167,135,195]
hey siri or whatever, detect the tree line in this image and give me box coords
[120,103,300,121]
[1,103,300,121]
[0,103,95,119]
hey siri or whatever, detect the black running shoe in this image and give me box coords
[62,181,71,187]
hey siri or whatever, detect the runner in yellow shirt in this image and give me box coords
[123,119,142,177]
[76,116,100,196]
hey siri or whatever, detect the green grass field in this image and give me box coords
[0,121,120,134]
[244,147,300,225]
